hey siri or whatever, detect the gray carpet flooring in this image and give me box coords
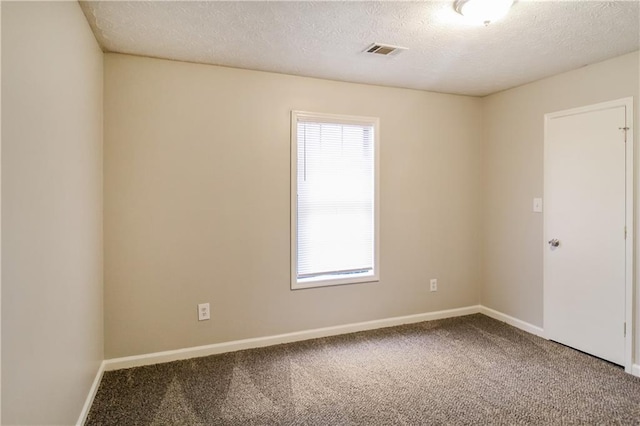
[86,314,640,425]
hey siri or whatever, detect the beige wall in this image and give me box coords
[104,53,483,358]
[0,3,636,420]
[1,2,103,424]
[482,52,639,358]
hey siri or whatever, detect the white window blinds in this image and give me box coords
[294,114,377,285]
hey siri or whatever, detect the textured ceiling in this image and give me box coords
[80,1,640,97]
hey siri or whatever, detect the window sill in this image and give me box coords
[291,273,379,290]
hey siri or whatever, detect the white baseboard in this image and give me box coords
[479,307,640,377]
[77,360,106,426]
[80,305,633,419]
[104,305,482,371]
[479,305,545,337]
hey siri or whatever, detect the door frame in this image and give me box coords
[543,97,634,373]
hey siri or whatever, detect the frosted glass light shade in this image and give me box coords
[455,0,514,25]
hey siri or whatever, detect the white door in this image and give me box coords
[544,99,631,367]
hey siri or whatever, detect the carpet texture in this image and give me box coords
[86,314,640,425]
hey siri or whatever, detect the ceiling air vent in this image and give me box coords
[364,43,407,56]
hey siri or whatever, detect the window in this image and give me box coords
[291,111,380,289]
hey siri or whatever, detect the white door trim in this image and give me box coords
[543,97,634,373]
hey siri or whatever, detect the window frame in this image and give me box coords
[290,110,380,290]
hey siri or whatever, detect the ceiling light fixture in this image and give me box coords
[454,0,514,26]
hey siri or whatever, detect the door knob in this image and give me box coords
[548,239,560,247]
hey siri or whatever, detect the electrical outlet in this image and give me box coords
[430,279,438,292]
[198,303,210,321]
[533,197,543,213]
